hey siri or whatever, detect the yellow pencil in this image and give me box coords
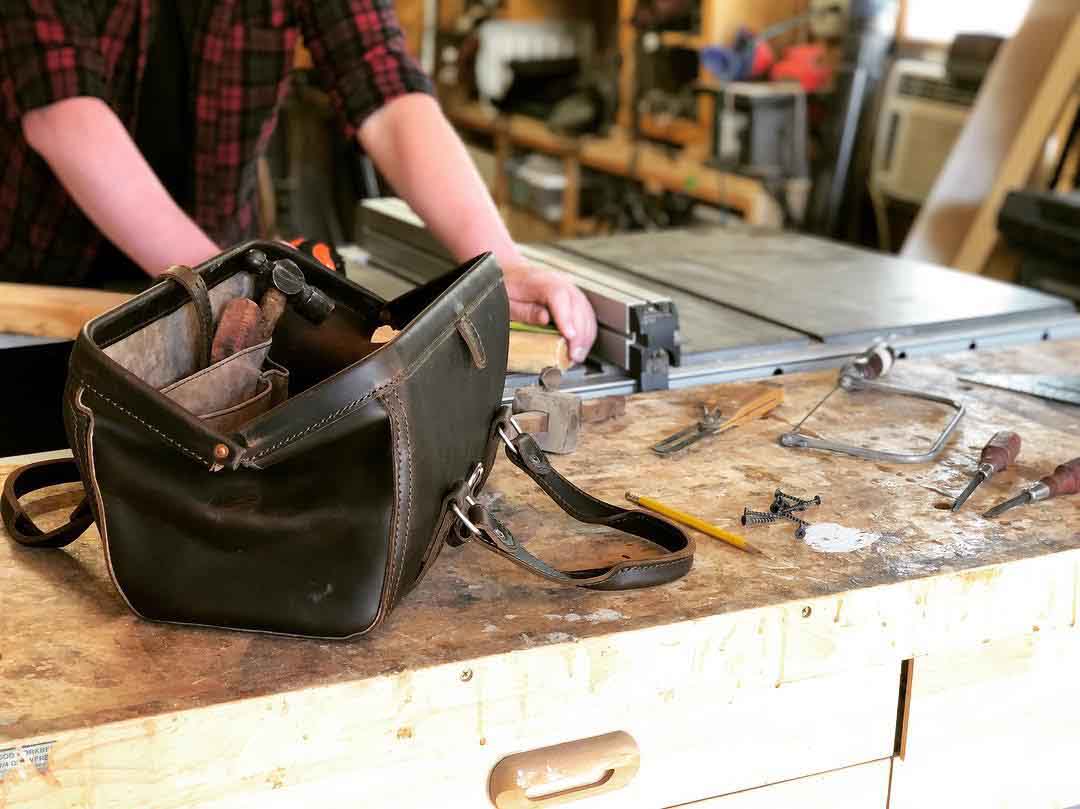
[626,492,764,556]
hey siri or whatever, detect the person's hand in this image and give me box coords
[502,262,598,364]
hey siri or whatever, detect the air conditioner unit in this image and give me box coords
[871,59,977,206]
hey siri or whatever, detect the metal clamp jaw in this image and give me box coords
[779,343,966,464]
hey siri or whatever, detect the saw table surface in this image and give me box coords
[4,340,1080,808]
[559,228,1074,343]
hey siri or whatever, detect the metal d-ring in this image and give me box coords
[498,415,523,456]
[450,462,486,537]
[779,375,966,464]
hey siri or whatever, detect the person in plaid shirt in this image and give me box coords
[0,0,596,361]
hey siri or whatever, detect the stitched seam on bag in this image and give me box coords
[82,382,210,466]
[74,388,147,620]
[392,390,413,602]
[246,277,504,463]
[66,393,84,472]
[385,392,401,613]
[372,389,401,625]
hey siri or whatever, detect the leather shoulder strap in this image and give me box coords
[456,411,694,590]
[2,459,93,549]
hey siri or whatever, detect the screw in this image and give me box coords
[801,606,812,618]
[777,510,810,538]
[460,668,473,682]
[741,508,778,526]
[774,489,822,507]
[771,490,822,514]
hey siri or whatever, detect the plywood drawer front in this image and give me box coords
[472,662,899,809]
[890,628,1080,809]
[1,654,898,809]
[610,662,899,808]
[667,759,892,809]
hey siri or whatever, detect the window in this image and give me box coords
[903,0,1032,43]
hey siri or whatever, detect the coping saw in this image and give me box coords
[779,343,966,464]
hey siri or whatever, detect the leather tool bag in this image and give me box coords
[2,242,693,639]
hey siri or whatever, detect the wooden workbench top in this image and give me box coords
[3,340,1079,742]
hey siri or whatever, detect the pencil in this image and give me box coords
[626,492,764,556]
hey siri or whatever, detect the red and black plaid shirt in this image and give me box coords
[0,0,431,284]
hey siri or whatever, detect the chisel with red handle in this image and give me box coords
[983,458,1080,518]
[951,431,1022,512]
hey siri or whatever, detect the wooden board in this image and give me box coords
[4,341,1080,807]
[0,283,131,339]
[560,227,1074,342]
[902,0,1080,271]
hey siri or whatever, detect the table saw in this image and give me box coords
[355,198,1080,398]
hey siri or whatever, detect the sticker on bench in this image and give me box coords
[0,740,55,777]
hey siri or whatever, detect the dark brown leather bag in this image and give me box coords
[3,242,693,638]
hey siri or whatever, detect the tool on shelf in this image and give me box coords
[626,492,763,556]
[983,458,1080,518]
[780,342,966,464]
[957,373,1080,407]
[950,431,1022,512]
[653,386,784,456]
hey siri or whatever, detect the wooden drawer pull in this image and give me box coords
[488,731,640,808]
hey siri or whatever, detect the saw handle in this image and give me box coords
[845,343,895,381]
[981,431,1022,474]
[1042,458,1080,498]
[716,386,784,434]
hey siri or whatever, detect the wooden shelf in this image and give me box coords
[638,114,709,146]
[445,100,498,133]
[445,101,782,227]
[658,30,705,50]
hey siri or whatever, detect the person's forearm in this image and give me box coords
[358,94,524,271]
[22,97,218,276]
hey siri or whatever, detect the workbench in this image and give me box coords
[3,337,1079,808]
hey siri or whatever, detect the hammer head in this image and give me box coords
[512,387,582,455]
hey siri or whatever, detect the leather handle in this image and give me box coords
[161,264,214,370]
[2,459,92,549]
[488,731,639,808]
[458,409,694,590]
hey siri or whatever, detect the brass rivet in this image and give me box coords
[214,443,230,460]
